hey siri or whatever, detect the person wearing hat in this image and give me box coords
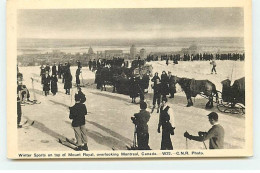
[151,75,161,113]
[42,71,51,96]
[45,63,51,74]
[158,97,175,150]
[50,74,58,96]
[75,66,81,87]
[131,102,151,150]
[69,94,88,151]
[76,86,86,104]
[161,71,169,100]
[184,112,224,149]
[52,62,57,76]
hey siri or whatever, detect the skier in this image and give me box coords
[69,94,89,151]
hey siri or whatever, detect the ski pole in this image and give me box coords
[202,141,207,149]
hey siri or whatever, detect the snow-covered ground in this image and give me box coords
[18,60,245,151]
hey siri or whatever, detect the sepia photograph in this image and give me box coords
[7,0,253,159]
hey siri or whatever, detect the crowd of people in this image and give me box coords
[147,52,245,62]
[17,55,226,151]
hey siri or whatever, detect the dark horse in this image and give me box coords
[95,65,153,95]
[175,76,219,108]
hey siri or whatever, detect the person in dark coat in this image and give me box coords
[62,62,68,83]
[69,94,88,151]
[40,65,45,84]
[92,59,96,71]
[166,58,169,66]
[129,76,140,103]
[168,71,176,98]
[77,60,82,69]
[75,67,81,87]
[17,79,31,102]
[50,74,58,95]
[161,71,169,100]
[17,93,22,128]
[151,72,160,84]
[76,87,86,104]
[151,78,162,113]
[64,70,72,95]
[142,72,150,93]
[89,60,92,71]
[52,63,57,76]
[45,64,50,74]
[131,102,151,150]
[158,97,175,150]
[42,71,51,96]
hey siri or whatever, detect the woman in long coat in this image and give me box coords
[64,70,72,95]
[42,72,51,96]
[160,71,169,99]
[129,76,140,103]
[51,74,58,95]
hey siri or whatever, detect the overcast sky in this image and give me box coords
[18,8,244,39]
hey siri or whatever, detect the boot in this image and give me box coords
[82,143,89,151]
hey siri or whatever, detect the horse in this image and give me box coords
[175,76,219,108]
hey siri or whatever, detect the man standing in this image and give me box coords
[75,67,81,87]
[50,74,58,95]
[210,58,217,74]
[184,112,224,149]
[42,71,51,96]
[64,69,72,95]
[45,63,51,74]
[131,102,151,150]
[52,62,57,76]
[151,78,162,113]
[158,97,175,150]
[69,94,88,151]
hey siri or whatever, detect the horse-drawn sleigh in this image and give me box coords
[173,76,245,114]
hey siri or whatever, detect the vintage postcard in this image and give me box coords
[7,0,253,159]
